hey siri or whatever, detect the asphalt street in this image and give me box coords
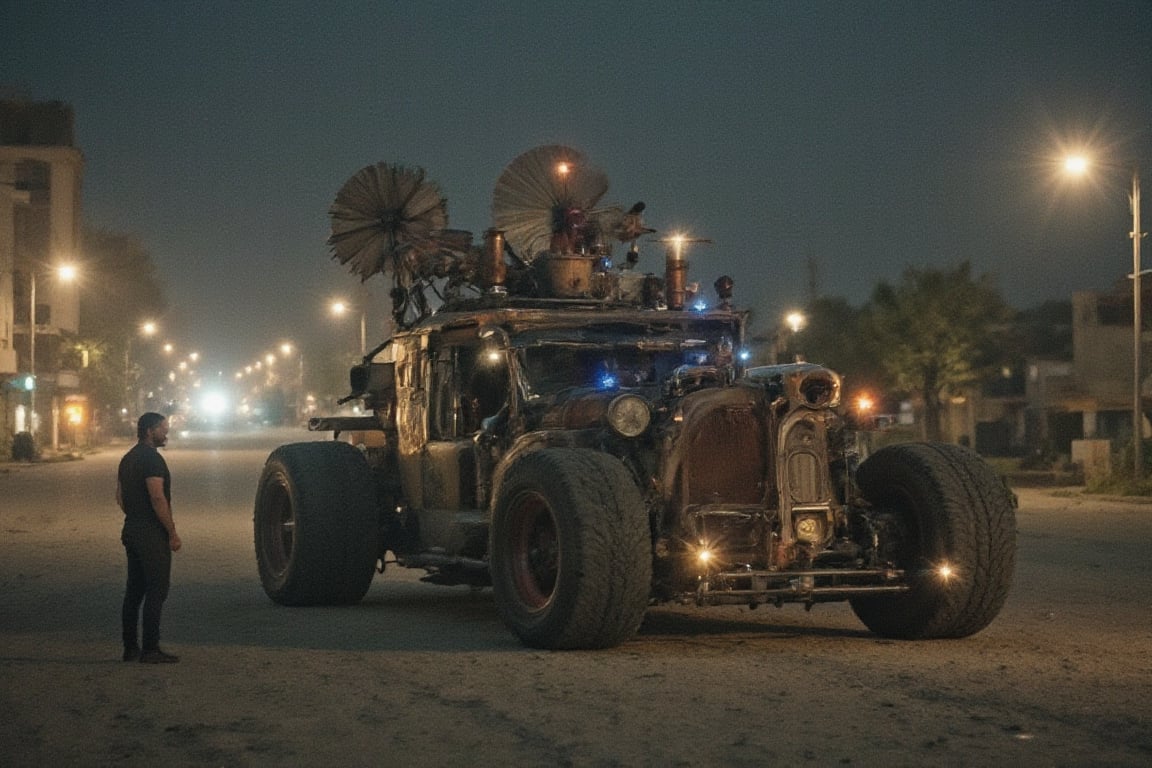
[1,428,1150,767]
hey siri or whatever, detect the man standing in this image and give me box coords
[116,412,181,663]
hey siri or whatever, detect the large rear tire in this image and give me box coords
[490,449,652,650]
[850,442,1016,639]
[254,441,379,606]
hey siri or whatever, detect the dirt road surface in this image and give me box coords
[2,429,1150,766]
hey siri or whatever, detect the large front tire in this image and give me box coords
[850,442,1016,639]
[490,449,652,650]
[254,442,379,606]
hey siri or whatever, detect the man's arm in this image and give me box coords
[116,479,124,512]
[145,476,182,552]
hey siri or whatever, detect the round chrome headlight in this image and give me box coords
[607,394,651,438]
[798,371,841,408]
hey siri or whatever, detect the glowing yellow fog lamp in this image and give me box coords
[794,516,824,544]
[607,393,651,437]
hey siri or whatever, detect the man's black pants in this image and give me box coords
[121,529,171,651]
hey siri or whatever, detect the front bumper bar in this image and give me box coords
[691,567,908,606]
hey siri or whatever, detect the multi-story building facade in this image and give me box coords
[0,95,84,450]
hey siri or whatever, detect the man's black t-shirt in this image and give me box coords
[118,442,170,536]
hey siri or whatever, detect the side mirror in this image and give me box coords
[342,362,396,405]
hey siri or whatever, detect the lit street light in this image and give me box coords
[125,320,159,415]
[769,310,808,364]
[331,299,367,356]
[785,311,808,334]
[1063,154,1145,480]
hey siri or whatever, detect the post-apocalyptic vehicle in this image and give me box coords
[254,146,1016,649]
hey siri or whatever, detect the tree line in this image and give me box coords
[69,227,168,431]
[769,261,1071,443]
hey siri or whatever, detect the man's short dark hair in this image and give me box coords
[137,412,167,440]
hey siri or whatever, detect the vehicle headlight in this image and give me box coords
[798,371,840,408]
[607,394,651,438]
[794,515,824,544]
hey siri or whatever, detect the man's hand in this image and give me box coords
[169,532,182,552]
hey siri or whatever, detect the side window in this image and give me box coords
[429,344,510,439]
[468,348,510,426]
[430,348,463,439]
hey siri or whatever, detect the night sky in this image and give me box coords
[4,1,1151,373]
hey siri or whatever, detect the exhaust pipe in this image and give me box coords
[483,228,507,294]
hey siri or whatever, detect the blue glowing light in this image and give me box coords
[598,374,618,390]
[737,349,751,362]
[692,300,708,312]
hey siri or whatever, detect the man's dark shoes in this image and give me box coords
[122,646,141,662]
[138,648,179,664]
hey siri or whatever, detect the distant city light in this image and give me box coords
[200,390,230,418]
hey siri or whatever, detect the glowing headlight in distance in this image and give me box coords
[606,393,651,437]
[200,390,229,417]
[698,549,712,564]
[937,563,955,581]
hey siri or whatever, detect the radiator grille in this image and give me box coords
[685,405,763,505]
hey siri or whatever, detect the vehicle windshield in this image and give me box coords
[506,317,742,397]
[519,338,732,396]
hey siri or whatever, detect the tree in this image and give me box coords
[76,229,168,421]
[863,262,1013,442]
[795,295,887,400]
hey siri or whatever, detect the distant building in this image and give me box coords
[0,95,85,449]
[1024,287,1150,457]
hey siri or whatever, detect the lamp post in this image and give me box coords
[1063,157,1145,480]
[125,321,158,415]
[769,310,808,364]
[26,263,77,439]
[331,300,366,356]
[279,342,305,421]
[28,269,37,437]
[1131,166,1144,480]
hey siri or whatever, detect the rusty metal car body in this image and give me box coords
[255,263,1015,650]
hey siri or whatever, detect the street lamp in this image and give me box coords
[769,310,807,364]
[1064,155,1145,480]
[125,321,159,415]
[331,299,366,356]
[278,342,305,421]
[785,311,808,334]
[27,262,77,439]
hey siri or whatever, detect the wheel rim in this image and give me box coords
[259,475,295,577]
[508,491,560,610]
